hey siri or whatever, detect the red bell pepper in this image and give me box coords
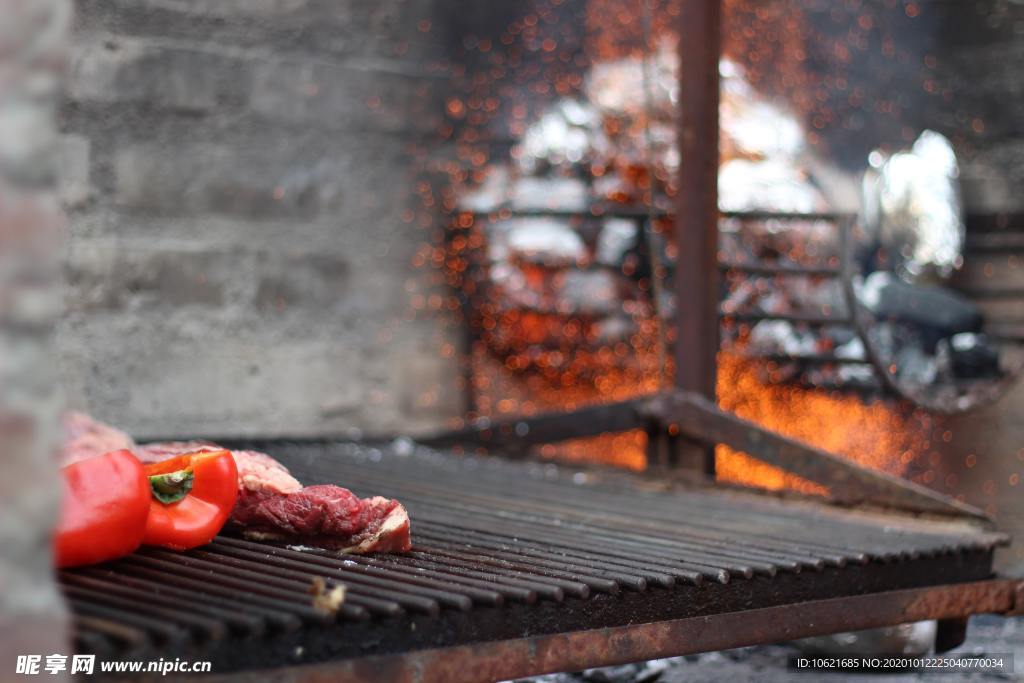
[55,449,150,568]
[143,449,238,550]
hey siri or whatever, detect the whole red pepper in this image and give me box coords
[55,449,150,568]
[143,449,238,550]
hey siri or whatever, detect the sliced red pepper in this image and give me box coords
[142,449,238,550]
[55,449,150,568]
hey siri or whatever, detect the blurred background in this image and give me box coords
[53,0,1024,573]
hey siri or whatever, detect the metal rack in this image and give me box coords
[62,441,1014,681]
[455,203,1024,415]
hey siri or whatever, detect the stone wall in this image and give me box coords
[930,0,1024,213]
[57,0,464,439]
[0,0,72,673]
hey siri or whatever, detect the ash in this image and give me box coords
[509,616,1024,683]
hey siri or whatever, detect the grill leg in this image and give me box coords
[934,617,969,653]
[673,0,721,477]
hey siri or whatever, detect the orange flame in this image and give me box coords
[715,353,923,492]
[424,0,938,492]
[468,340,928,491]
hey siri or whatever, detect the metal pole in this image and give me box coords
[672,0,721,474]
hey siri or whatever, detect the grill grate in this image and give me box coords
[62,442,1008,675]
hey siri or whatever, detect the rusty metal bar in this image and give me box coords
[720,309,849,326]
[719,261,842,277]
[647,390,990,521]
[467,204,852,223]
[419,398,650,451]
[672,0,721,474]
[213,579,1020,683]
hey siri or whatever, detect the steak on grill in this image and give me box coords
[61,417,411,554]
[135,441,411,553]
[232,488,411,553]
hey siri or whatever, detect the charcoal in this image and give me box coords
[859,271,982,340]
[748,320,818,357]
[821,325,857,348]
[593,172,636,204]
[515,99,608,175]
[720,59,805,161]
[866,320,901,360]
[794,621,936,657]
[580,664,644,682]
[752,290,791,315]
[592,314,636,344]
[595,218,638,268]
[837,363,877,385]
[718,159,826,213]
[458,37,895,395]
[834,337,865,361]
[864,320,940,386]
[585,41,675,116]
[782,278,845,314]
[554,269,620,317]
[459,165,511,212]
[720,279,761,315]
[488,262,541,312]
[941,332,1002,379]
[581,660,671,683]
[489,218,585,266]
[894,346,939,386]
[511,176,589,212]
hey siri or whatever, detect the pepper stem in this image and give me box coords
[150,469,194,504]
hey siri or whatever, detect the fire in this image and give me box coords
[715,353,924,492]
[415,0,942,494]
[467,339,928,493]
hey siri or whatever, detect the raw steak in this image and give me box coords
[232,488,411,553]
[136,441,411,553]
[60,412,135,466]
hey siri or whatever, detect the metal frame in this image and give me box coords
[671,0,721,474]
[71,440,1011,681]
[220,579,1021,683]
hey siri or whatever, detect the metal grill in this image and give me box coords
[62,442,1008,678]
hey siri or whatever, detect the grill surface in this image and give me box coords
[62,442,1008,676]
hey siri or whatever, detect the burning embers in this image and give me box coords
[457,45,830,383]
[433,0,1021,492]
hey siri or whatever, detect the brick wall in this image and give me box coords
[57,0,464,439]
